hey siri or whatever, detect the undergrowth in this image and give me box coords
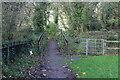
[2,54,39,78]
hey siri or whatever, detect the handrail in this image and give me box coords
[2,40,31,64]
[61,31,68,48]
[2,40,31,49]
[38,31,45,50]
[37,30,68,49]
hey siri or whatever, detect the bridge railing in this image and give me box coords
[61,31,68,48]
[37,30,69,48]
[38,32,45,50]
[2,40,32,64]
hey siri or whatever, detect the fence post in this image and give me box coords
[7,45,10,64]
[103,39,105,55]
[95,39,96,54]
[38,41,40,50]
[86,39,89,56]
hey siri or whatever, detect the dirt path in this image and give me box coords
[27,39,75,78]
[42,39,75,78]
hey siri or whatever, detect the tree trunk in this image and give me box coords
[81,24,84,32]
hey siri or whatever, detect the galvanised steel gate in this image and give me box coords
[79,39,105,56]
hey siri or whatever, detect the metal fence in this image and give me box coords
[2,40,31,64]
[61,31,68,48]
[79,39,105,56]
[38,32,45,50]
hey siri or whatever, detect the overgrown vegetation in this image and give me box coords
[2,2,119,78]
[60,2,119,34]
[2,2,34,41]
[2,2,48,78]
[2,54,40,78]
[32,2,48,32]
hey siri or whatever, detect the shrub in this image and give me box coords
[105,34,118,40]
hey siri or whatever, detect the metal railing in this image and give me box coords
[37,30,69,49]
[78,39,120,55]
[38,32,45,50]
[61,31,68,48]
[79,39,104,56]
[2,40,32,64]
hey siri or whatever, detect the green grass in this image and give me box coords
[68,55,118,78]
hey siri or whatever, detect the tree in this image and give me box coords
[32,2,48,32]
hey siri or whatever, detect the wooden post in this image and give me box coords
[86,39,89,56]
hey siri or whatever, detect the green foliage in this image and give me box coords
[60,2,118,35]
[46,23,57,28]
[2,54,39,78]
[105,34,118,40]
[2,3,35,42]
[38,36,47,55]
[63,33,96,54]
[100,28,108,32]
[32,3,47,32]
[108,18,118,23]
[57,31,98,55]
[18,27,33,41]
[105,34,118,48]
[54,7,59,25]
[68,56,118,78]
[2,64,10,76]
[57,35,66,55]
[2,3,119,78]
[45,23,60,39]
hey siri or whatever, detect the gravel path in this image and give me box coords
[27,39,76,78]
[43,39,76,78]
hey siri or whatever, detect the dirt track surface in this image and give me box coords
[43,40,75,78]
[27,39,76,78]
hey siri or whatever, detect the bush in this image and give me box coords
[105,34,118,40]
[2,64,10,76]
[46,23,57,28]
[100,28,108,32]
[45,23,60,39]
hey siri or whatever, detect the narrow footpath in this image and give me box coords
[43,39,75,78]
[27,39,76,78]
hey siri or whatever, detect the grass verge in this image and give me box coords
[68,55,118,78]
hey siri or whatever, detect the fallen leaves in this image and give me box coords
[42,69,47,71]
[82,72,86,75]
[43,73,47,76]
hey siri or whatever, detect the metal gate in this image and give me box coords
[79,39,105,56]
